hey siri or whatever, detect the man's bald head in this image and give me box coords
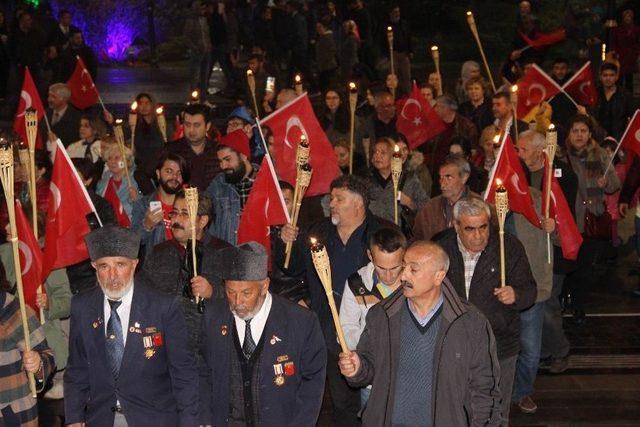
[400,241,449,300]
[406,241,450,273]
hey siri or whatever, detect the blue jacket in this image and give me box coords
[64,284,199,426]
[199,294,326,426]
[131,190,167,258]
[205,163,259,245]
[96,169,139,220]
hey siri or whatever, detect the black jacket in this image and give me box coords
[46,106,83,147]
[595,86,634,141]
[348,280,501,426]
[437,228,537,359]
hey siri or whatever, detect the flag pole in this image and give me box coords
[604,110,640,175]
[466,11,497,92]
[0,144,37,397]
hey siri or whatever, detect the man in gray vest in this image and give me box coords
[339,241,501,426]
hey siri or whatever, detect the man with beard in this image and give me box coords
[166,103,220,191]
[339,241,501,426]
[64,226,198,426]
[280,175,394,426]
[132,152,188,259]
[199,242,326,426]
[205,129,257,245]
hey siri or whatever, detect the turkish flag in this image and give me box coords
[42,139,100,276]
[237,158,289,267]
[620,110,640,157]
[261,94,340,196]
[515,64,561,119]
[396,82,447,149]
[485,135,541,228]
[562,62,598,107]
[15,200,44,315]
[541,157,583,260]
[13,67,45,148]
[67,56,100,109]
[102,179,131,227]
[520,28,566,49]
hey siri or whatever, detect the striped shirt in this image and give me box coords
[234,167,258,209]
[0,292,55,425]
[457,236,482,299]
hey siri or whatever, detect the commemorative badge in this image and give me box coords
[273,363,285,386]
[221,324,228,336]
[270,335,282,345]
[284,361,296,376]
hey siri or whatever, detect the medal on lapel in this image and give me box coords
[221,325,228,336]
[143,335,156,359]
[284,361,296,376]
[273,363,285,386]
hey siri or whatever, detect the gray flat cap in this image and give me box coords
[219,242,268,281]
[85,225,140,261]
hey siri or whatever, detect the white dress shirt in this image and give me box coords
[233,292,273,344]
[103,284,134,346]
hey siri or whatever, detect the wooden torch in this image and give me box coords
[391,144,403,225]
[294,74,303,96]
[24,109,38,238]
[156,106,167,143]
[284,162,312,268]
[191,89,200,104]
[386,26,396,98]
[466,11,496,92]
[185,187,200,304]
[431,46,443,96]
[113,119,133,189]
[247,69,260,119]
[495,180,509,288]
[129,101,138,154]
[544,124,557,264]
[348,82,358,174]
[510,85,519,144]
[0,143,37,397]
[310,237,349,353]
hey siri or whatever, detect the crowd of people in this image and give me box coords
[1,0,640,426]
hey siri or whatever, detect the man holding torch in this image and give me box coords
[339,241,501,426]
[437,196,536,424]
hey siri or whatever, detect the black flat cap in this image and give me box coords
[218,241,268,281]
[85,225,140,261]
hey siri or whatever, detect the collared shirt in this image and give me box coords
[457,236,482,299]
[51,106,68,126]
[233,167,258,209]
[103,284,134,346]
[233,292,273,344]
[326,220,367,300]
[407,294,443,326]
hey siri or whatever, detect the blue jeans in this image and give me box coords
[512,301,545,401]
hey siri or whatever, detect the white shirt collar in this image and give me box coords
[233,292,273,345]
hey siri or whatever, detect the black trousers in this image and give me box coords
[326,348,362,427]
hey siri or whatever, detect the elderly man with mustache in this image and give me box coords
[64,225,198,426]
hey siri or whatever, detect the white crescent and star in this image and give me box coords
[634,128,640,143]
[50,182,62,214]
[284,115,309,149]
[526,83,547,106]
[18,240,33,275]
[400,98,423,126]
[16,90,32,118]
[509,174,528,196]
[264,198,271,237]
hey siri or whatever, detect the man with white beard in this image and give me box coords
[198,242,326,426]
[64,225,198,427]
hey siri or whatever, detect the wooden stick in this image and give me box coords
[247,70,261,120]
[348,82,358,174]
[510,85,519,145]
[391,145,402,225]
[156,106,167,142]
[129,102,137,155]
[294,74,303,96]
[466,11,497,92]
[387,26,396,99]
[545,125,557,264]
[24,110,38,239]
[284,164,312,268]
[310,238,349,353]
[0,145,37,397]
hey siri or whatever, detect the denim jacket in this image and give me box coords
[205,164,259,245]
[131,190,168,258]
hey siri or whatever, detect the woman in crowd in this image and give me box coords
[96,138,139,227]
[319,89,351,144]
[458,76,494,135]
[66,115,106,187]
[455,60,482,103]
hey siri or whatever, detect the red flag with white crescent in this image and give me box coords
[102,179,131,227]
[42,139,101,276]
[541,156,583,260]
[485,135,541,228]
[67,56,100,109]
[261,93,340,196]
[237,158,289,268]
[515,64,562,119]
[15,200,44,315]
[396,82,447,149]
[562,62,598,107]
[619,110,640,157]
[13,67,45,148]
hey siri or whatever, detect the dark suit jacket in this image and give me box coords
[437,228,537,360]
[199,294,327,426]
[47,105,82,147]
[64,284,199,426]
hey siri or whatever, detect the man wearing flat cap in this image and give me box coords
[64,225,199,427]
[199,241,327,426]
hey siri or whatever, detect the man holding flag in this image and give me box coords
[45,83,82,148]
